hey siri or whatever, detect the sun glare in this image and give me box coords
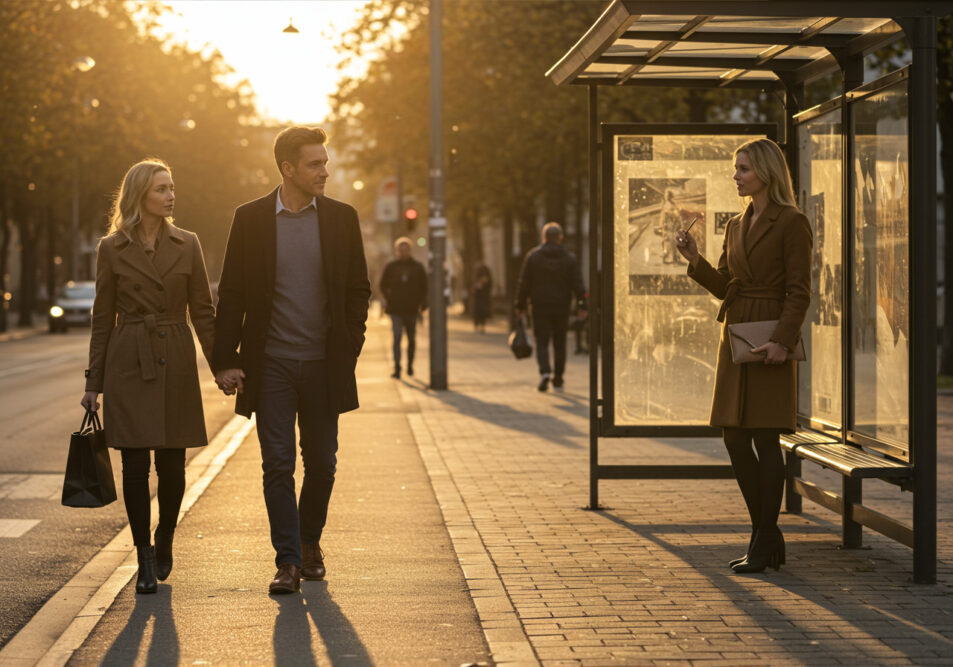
[154,1,370,124]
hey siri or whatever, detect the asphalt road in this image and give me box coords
[0,328,235,648]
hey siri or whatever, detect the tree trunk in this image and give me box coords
[503,208,515,323]
[686,90,711,123]
[0,181,10,332]
[16,211,37,327]
[938,91,953,373]
[460,206,483,316]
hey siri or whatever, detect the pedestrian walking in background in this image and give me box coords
[660,189,682,265]
[472,263,492,333]
[213,127,371,595]
[676,138,811,574]
[81,159,216,594]
[515,222,587,392]
[379,237,428,378]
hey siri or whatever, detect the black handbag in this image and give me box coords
[62,410,117,508]
[508,317,533,360]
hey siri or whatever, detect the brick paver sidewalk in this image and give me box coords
[395,312,953,665]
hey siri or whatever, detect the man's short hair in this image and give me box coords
[542,222,563,242]
[274,127,328,172]
[394,236,413,250]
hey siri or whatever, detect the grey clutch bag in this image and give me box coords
[727,320,806,364]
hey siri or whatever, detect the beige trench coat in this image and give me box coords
[688,201,812,431]
[85,222,215,449]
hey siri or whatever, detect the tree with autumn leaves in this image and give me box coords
[0,0,272,328]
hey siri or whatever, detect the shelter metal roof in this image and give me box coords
[547,1,953,90]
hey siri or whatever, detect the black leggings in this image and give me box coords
[120,449,186,547]
[722,428,785,534]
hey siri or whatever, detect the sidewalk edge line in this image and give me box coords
[0,414,254,667]
[406,411,540,667]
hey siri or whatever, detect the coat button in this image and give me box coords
[158,331,166,339]
[158,358,166,365]
[134,283,141,291]
[137,306,145,314]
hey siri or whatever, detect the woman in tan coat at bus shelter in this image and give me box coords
[675,138,811,574]
[81,158,215,594]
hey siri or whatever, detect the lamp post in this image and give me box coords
[70,56,95,282]
[428,0,448,390]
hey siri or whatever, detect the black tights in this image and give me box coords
[722,428,785,535]
[120,449,186,547]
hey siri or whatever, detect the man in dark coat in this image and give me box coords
[516,222,587,392]
[213,127,371,595]
[379,236,427,378]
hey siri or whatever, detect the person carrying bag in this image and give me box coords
[675,138,811,575]
[62,410,116,508]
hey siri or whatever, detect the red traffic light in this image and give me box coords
[404,208,418,221]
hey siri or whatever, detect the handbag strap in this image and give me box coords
[80,409,102,433]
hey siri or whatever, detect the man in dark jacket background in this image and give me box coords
[516,222,587,391]
[379,237,428,378]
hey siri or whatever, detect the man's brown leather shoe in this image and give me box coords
[301,543,326,580]
[268,563,301,594]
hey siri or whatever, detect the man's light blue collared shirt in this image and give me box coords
[275,187,317,215]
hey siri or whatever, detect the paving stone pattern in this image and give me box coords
[396,315,953,666]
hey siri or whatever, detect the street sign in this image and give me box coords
[376,176,399,224]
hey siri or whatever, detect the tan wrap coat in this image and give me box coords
[85,222,215,449]
[688,201,812,431]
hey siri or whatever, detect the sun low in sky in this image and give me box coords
[155,1,369,123]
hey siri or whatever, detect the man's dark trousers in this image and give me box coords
[533,311,568,378]
[390,313,417,372]
[256,356,338,568]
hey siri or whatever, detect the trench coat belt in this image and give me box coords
[116,312,187,381]
[716,280,786,323]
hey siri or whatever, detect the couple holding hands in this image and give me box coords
[80,127,371,595]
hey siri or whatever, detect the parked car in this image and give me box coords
[49,281,95,333]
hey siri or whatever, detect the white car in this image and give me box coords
[49,281,95,333]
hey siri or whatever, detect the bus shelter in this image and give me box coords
[547,0,950,583]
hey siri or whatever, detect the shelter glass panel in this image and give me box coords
[850,82,909,452]
[797,110,843,430]
[610,133,766,426]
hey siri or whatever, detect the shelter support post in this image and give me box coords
[903,15,938,585]
[782,77,805,515]
[588,83,601,510]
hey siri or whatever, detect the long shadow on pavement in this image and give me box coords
[100,586,179,666]
[598,511,953,663]
[271,582,373,666]
[399,379,583,449]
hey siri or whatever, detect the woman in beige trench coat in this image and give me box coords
[81,159,215,593]
[676,139,811,574]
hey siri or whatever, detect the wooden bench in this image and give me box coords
[781,430,914,549]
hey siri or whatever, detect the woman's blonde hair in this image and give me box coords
[108,158,173,236]
[734,138,797,209]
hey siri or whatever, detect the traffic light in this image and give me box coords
[404,201,418,230]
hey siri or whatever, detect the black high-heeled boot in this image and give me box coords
[729,529,757,569]
[155,527,174,581]
[135,545,158,594]
[732,528,784,573]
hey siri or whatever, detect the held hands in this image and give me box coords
[675,229,699,266]
[81,391,100,412]
[750,341,788,365]
[215,368,246,396]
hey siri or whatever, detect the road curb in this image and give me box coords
[0,326,47,344]
[405,408,540,667]
[0,415,255,667]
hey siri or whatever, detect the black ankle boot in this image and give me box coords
[155,528,174,581]
[732,528,785,573]
[729,529,758,569]
[136,545,158,594]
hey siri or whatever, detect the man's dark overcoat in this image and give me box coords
[212,188,371,417]
[688,201,812,432]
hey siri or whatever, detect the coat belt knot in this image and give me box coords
[716,279,786,322]
[117,312,187,381]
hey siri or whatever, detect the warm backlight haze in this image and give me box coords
[155,1,370,123]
